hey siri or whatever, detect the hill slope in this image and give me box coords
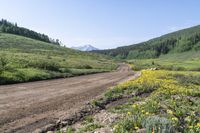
[0,33,116,85]
[0,19,60,45]
[94,25,200,59]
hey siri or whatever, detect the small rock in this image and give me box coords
[137,128,146,133]
[56,119,61,125]
[47,131,54,133]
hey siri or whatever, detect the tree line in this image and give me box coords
[93,25,200,59]
[0,19,61,45]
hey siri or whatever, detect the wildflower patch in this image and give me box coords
[110,70,200,133]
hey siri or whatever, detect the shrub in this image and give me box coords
[81,116,94,125]
[142,116,175,133]
[76,64,93,69]
[27,60,61,71]
[78,123,102,133]
[173,73,200,85]
[0,56,8,74]
[113,117,138,133]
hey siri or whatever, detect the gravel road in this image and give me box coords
[0,64,135,133]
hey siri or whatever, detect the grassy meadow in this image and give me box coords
[0,33,117,85]
[127,51,200,71]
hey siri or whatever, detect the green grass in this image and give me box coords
[57,116,102,133]
[0,33,117,85]
[127,51,200,71]
[77,123,103,133]
[77,116,103,133]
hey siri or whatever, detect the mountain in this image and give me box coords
[94,25,200,59]
[71,45,99,51]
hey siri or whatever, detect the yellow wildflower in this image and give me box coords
[196,123,200,127]
[134,126,139,130]
[171,117,178,121]
[141,110,145,113]
[132,104,138,108]
[189,125,193,129]
[145,112,149,115]
[127,112,132,115]
[192,111,195,116]
[167,110,173,115]
[113,125,119,130]
[185,116,191,122]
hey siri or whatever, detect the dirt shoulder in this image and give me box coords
[0,64,135,133]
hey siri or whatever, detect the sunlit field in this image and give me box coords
[0,33,117,85]
[127,51,200,71]
[105,70,200,133]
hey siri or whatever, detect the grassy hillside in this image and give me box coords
[94,25,200,59]
[0,19,60,45]
[127,51,200,71]
[0,33,117,85]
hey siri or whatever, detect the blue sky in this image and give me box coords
[0,0,200,49]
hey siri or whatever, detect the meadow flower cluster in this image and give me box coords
[111,70,200,133]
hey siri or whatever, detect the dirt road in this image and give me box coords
[0,64,135,133]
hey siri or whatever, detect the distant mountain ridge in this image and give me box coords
[71,45,99,51]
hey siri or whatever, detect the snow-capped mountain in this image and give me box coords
[71,45,99,51]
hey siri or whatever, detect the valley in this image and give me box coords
[0,18,200,133]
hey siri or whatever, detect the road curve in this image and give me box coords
[0,64,135,133]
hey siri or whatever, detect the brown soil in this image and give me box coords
[0,64,135,133]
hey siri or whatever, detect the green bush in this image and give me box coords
[173,73,200,85]
[142,116,175,133]
[78,123,102,133]
[76,64,93,69]
[27,59,61,71]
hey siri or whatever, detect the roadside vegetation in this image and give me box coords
[58,69,200,133]
[100,56,200,133]
[110,70,200,133]
[58,116,103,133]
[0,33,117,85]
